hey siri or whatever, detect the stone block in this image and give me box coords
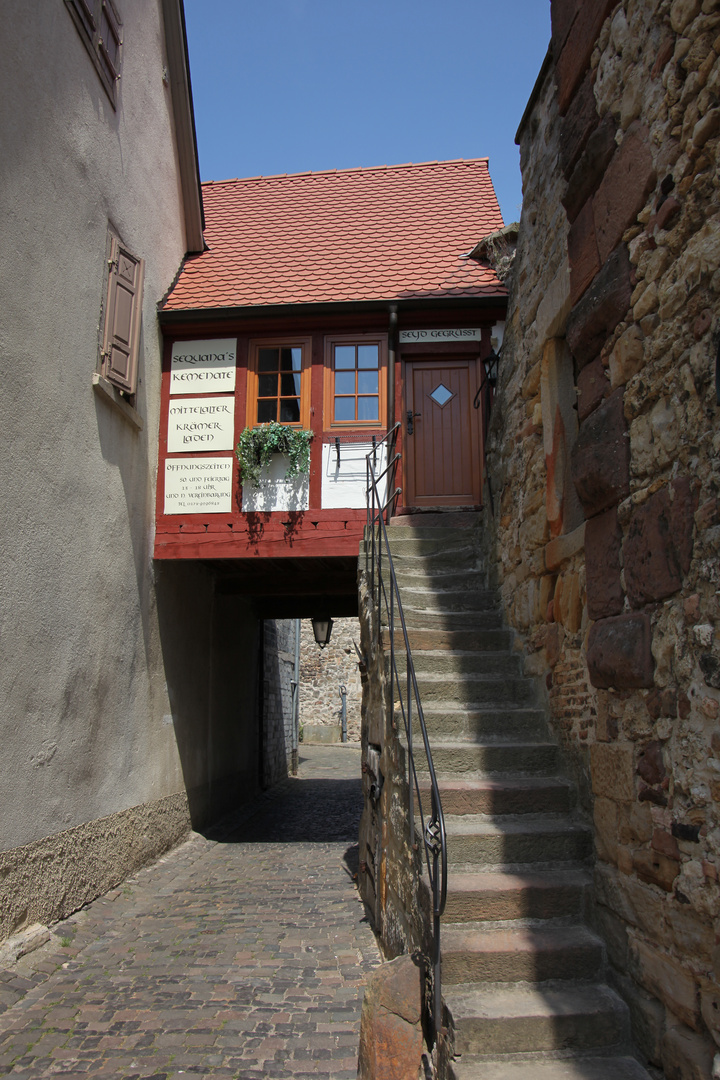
[551,0,580,59]
[629,939,699,1029]
[534,259,572,344]
[571,389,630,517]
[619,802,654,845]
[637,741,666,786]
[555,0,617,114]
[541,338,584,538]
[591,742,635,801]
[357,954,423,1080]
[594,796,619,862]
[613,972,666,1066]
[670,0,702,34]
[563,113,619,224]
[566,245,633,370]
[609,325,645,389]
[544,521,585,571]
[587,613,655,690]
[585,506,623,619]
[569,197,601,304]
[593,123,657,264]
[624,478,695,607]
[560,67,600,179]
[699,978,720,1049]
[632,849,680,892]
[554,571,583,632]
[577,357,611,422]
[652,828,681,860]
[595,903,629,972]
[662,1021,715,1080]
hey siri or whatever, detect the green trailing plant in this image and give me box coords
[236,422,313,488]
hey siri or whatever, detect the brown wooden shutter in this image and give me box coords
[103,237,145,395]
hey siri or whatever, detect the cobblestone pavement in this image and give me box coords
[0,745,380,1079]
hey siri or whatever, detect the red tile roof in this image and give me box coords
[161,159,506,311]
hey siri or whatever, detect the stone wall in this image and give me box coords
[485,1,720,1075]
[357,572,430,963]
[299,617,363,742]
[262,620,298,787]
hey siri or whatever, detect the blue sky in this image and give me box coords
[183,2,551,225]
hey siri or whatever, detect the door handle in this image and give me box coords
[407,410,421,435]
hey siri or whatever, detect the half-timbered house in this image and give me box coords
[156,159,508,616]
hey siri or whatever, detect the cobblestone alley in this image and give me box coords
[0,746,380,1079]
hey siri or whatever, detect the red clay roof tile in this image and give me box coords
[162,159,506,311]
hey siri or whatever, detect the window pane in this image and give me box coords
[257,399,277,422]
[334,397,355,421]
[358,396,379,421]
[280,398,301,423]
[258,348,278,372]
[279,348,296,372]
[358,370,378,395]
[335,346,355,370]
[335,371,355,395]
[258,373,277,397]
[280,373,299,396]
[358,344,379,369]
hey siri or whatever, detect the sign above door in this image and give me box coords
[399,328,482,344]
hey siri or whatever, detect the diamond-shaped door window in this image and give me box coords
[430,383,454,407]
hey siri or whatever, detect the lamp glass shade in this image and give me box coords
[312,617,333,648]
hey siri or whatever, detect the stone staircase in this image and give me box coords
[382,516,653,1080]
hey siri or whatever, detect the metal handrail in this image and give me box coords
[365,424,448,1046]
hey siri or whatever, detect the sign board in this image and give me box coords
[170,338,237,394]
[164,457,233,514]
[167,397,235,453]
[399,328,482,344]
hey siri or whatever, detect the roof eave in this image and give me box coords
[158,293,508,327]
[162,0,205,252]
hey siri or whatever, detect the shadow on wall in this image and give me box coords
[155,560,261,831]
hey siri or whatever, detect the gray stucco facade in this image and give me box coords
[0,0,267,940]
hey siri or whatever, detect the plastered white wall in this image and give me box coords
[241,454,311,512]
[321,442,388,510]
[0,1,191,851]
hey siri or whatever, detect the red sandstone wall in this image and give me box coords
[487,1,720,1075]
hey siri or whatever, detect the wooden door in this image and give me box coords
[404,358,482,508]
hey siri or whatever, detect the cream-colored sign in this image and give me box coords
[167,396,235,453]
[170,338,237,394]
[399,328,482,343]
[164,457,233,514]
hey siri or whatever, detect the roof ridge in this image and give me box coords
[201,158,491,188]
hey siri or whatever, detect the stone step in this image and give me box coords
[393,568,487,591]
[442,814,592,867]
[445,981,630,1057]
[418,776,574,817]
[448,1055,653,1080]
[385,518,481,538]
[387,607,504,631]
[403,673,536,706]
[399,587,499,612]
[416,705,548,741]
[394,650,523,678]
[385,537,481,560]
[441,868,590,923]
[441,924,604,985]
[383,627,514,653]
[414,740,559,777]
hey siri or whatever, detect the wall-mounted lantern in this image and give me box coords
[484,347,500,392]
[312,617,334,649]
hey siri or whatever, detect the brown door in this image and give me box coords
[404,357,482,508]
